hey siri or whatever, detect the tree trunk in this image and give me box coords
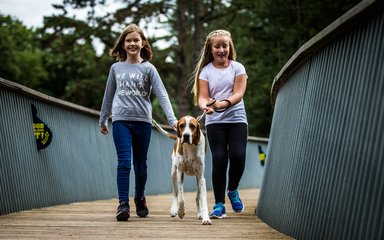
[175,0,189,116]
[175,0,205,116]
[192,0,204,116]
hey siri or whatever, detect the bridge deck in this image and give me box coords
[0,189,291,239]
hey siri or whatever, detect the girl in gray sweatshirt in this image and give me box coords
[99,23,177,221]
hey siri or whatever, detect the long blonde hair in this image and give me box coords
[109,23,153,61]
[190,29,237,105]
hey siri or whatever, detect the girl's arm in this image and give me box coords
[200,74,247,112]
[198,80,215,114]
[99,66,116,132]
[220,74,247,108]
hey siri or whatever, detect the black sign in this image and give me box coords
[31,104,53,150]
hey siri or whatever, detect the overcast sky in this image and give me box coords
[0,0,123,28]
[0,0,63,28]
[0,0,171,52]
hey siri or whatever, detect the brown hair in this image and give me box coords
[190,30,237,105]
[109,23,153,61]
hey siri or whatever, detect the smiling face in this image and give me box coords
[210,35,231,67]
[124,31,144,57]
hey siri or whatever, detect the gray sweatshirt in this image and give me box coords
[99,61,177,128]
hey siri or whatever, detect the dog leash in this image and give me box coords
[196,98,216,122]
[196,97,233,122]
[196,110,206,122]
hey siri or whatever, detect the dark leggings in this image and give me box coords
[206,123,247,204]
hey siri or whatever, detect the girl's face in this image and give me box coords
[210,35,231,66]
[124,31,144,57]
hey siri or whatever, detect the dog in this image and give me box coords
[152,116,211,225]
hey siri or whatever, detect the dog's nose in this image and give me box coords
[183,134,190,142]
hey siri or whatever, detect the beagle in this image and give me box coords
[152,116,211,225]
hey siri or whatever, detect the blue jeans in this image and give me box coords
[112,121,152,202]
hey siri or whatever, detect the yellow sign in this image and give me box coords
[31,104,53,150]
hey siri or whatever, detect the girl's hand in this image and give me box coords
[204,107,215,115]
[206,98,216,107]
[205,98,216,114]
[100,126,109,134]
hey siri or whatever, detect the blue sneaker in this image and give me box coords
[227,190,244,212]
[209,202,226,219]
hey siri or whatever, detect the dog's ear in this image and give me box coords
[193,122,201,145]
[176,120,182,138]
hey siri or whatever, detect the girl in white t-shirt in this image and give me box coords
[191,29,248,219]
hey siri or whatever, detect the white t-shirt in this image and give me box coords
[199,61,248,126]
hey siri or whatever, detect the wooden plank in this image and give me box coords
[0,189,292,239]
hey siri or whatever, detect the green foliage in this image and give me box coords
[0,15,48,88]
[150,44,180,118]
[36,15,113,108]
[0,0,362,136]
[213,0,361,137]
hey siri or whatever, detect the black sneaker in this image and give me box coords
[116,201,130,221]
[134,196,149,217]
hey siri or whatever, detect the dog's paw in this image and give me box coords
[170,212,177,217]
[177,209,185,219]
[177,203,185,219]
[170,207,178,217]
[197,213,202,220]
[201,218,212,225]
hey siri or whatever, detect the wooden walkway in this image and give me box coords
[0,189,292,239]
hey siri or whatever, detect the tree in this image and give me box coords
[0,0,363,137]
[218,0,361,137]
[51,0,235,116]
[36,14,112,108]
[0,14,48,89]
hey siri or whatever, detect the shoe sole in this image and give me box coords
[234,209,244,213]
[229,199,245,213]
[116,211,130,221]
[210,213,227,219]
[232,205,245,213]
[136,211,149,218]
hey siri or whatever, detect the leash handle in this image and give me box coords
[196,98,231,121]
[214,99,232,113]
[206,98,216,107]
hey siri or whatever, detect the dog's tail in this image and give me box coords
[152,119,177,140]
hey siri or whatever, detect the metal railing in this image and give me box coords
[257,1,384,239]
[0,78,267,215]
